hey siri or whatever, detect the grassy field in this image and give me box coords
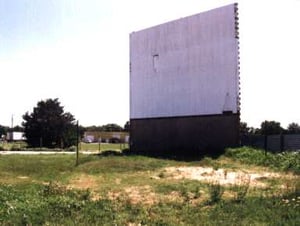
[79,142,128,152]
[0,141,27,151]
[0,147,299,225]
[0,141,128,152]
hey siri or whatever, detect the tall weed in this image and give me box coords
[207,182,224,204]
[225,147,300,174]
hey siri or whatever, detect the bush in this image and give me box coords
[10,144,22,151]
[225,147,300,174]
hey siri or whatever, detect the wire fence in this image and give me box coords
[241,134,300,152]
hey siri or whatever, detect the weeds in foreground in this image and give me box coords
[225,147,300,174]
[180,184,202,202]
[154,181,203,203]
[207,182,224,204]
[1,182,299,225]
[231,173,251,203]
[0,148,299,225]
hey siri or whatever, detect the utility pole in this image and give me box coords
[11,114,14,130]
[76,120,79,166]
[10,114,14,141]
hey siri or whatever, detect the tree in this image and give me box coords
[0,125,9,137]
[240,122,260,135]
[287,122,300,134]
[260,120,283,135]
[22,98,77,148]
[101,123,123,132]
[124,121,130,132]
[85,125,103,132]
[78,125,86,139]
[240,122,250,135]
[84,124,123,132]
[12,125,24,132]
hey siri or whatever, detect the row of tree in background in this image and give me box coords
[0,122,130,135]
[84,121,130,133]
[240,121,300,136]
[0,123,129,135]
[1,98,299,148]
[0,98,129,149]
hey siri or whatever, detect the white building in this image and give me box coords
[6,132,25,141]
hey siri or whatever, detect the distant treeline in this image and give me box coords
[84,122,130,132]
[0,122,130,137]
[0,125,24,135]
[241,121,300,136]
[2,120,299,138]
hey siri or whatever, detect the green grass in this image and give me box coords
[0,148,299,225]
[225,146,300,174]
[0,141,27,151]
[76,154,178,174]
[0,141,128,152]
[0,183,299,225]
[0,154,75,183]
[79,142,129,152]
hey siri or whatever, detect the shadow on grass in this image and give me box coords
[93,148,224,162]
[93,150,125,157]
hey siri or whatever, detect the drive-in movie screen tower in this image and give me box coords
[130,3,240,156]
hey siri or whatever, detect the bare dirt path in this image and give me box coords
[160,166,284,187]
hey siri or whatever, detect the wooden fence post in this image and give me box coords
[76,120,79,166]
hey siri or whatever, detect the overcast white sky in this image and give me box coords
[1,0,300,128]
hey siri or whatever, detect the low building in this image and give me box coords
[6,132,25,141]
[83,131,129,143]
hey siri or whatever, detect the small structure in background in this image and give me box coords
[6,132,25,142]
[83,131,129,144]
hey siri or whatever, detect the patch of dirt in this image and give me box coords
[68,174,104,201]
[68,175,157,204]
[68,174,100,190]
[65,167,298,205]
[108,185,157,205]
[159,166,283,187]
[165,191,181,202]
[17,176,29,179]
[125,185,157,205]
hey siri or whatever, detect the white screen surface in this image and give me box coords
[130,4,239,119]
